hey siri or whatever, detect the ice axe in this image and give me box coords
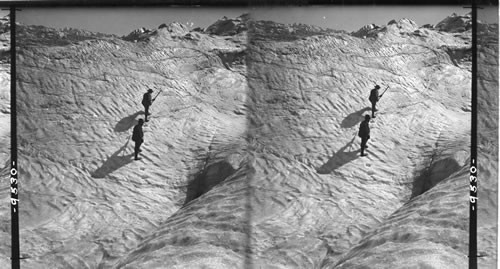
[152,89,162,103]
[379,86,389,100]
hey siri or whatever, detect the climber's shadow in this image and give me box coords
[114,111,145,132]
[341,107,371,128]
[317,136,359,174]
[92,139,134,178]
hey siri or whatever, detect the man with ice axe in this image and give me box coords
[141,88,162,122]
[368,85,389,118]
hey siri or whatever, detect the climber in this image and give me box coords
[358,115,371,157]
[132,118,144,161]
[142,89,153,122]
[369,85,382,118]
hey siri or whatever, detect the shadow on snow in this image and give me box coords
[341,107,371,129]
[92,138,134,178]
[183,161,236,206]
[114,111,145,132]
[317,136,359,174]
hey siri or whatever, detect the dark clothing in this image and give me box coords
[369,88,379,103]
[142,92,153,106]
[369,88,379,117]
[132,124,144,142]
[144,105,150,121]
[132,124,144,160]
[371,101,377,118]
[358,120,370,138]
[134,140,143,160]
[361,136,369,156]
[358,120,370,155]
[142,92,153,121]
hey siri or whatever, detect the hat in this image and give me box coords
[138,119,144,123]
[375,85,380,89]
[148,89,153,93]
[365,115,371,120]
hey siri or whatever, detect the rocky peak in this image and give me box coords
[17,24,116,46]
[380,18,421,38]
[123,21,191,42]
[204,13,249,36]
[158,21,189,35]
[351,23,382,38]
[436,12,494,34]
[352,17,439,39]
[435,12,472,33]
[122,26,155,42]
[388,18,419,31]
[251,20,342,42]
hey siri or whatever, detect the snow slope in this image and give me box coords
[13,17,248,268]
[245,17,472,269]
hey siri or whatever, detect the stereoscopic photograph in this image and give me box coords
[0,3,497,269]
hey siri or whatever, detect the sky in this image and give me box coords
[10,5,499,36]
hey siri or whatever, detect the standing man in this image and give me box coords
[132,119,144,161]
[369,85,382,118]
[358,115,371,157]
[142,89,153,122]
